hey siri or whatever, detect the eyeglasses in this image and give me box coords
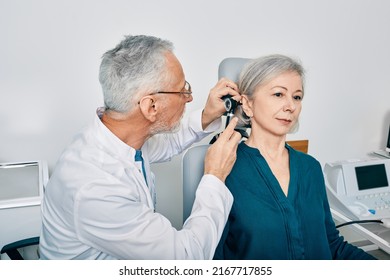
[137,81,192,105]
[150,80,192,98]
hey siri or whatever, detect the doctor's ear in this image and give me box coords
[240,95,254,118]
[138,96,158,122]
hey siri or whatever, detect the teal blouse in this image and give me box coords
[214,142,375,260]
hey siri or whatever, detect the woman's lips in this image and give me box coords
[276,118,292,125]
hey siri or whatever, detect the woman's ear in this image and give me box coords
[241,95,253,118]
[138,96,158,122]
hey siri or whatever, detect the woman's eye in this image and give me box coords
[274,92,283,97]
[294,95,303,101]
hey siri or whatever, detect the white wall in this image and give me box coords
[1,0,389,229]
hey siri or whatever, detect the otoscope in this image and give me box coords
[209,95,248,144]
[222,95,239,128]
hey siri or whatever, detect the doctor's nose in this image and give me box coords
[185,94,193,103]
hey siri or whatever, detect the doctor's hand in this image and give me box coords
[201,78,240,130]
[204,117,241,182]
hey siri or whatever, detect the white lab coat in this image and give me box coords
[39,108,233,259]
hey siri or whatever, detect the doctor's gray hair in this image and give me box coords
[99,35,174,113]
[235,54,305,131]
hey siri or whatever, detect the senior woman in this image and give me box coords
[213,54,375,260]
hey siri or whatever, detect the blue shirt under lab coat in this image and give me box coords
[214,142,375,260]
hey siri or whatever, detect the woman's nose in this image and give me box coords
[283,97,296,112]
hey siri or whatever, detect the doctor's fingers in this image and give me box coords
[210,78,240,101]
[217,77,238,91]
[217,118,240,141]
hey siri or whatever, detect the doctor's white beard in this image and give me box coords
[150,110,184,135]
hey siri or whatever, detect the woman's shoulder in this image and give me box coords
[287,145,321,169]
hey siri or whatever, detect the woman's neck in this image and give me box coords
[245,133,287,160]
[246,132,290,196]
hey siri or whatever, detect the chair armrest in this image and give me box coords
[1,237,40,260]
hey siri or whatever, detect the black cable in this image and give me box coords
[336,219,383,229]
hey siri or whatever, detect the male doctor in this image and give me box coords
[39,35,241,259]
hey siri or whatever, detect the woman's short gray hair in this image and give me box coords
[99,35,174,113]
[235,54,305,129]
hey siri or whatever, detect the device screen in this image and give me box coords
[355,164,389,191]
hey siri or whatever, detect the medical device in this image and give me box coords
[324,158,390,221]
[387,124,390,153]
[374,123,390,158]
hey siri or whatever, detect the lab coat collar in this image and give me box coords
[94,107,138,162]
